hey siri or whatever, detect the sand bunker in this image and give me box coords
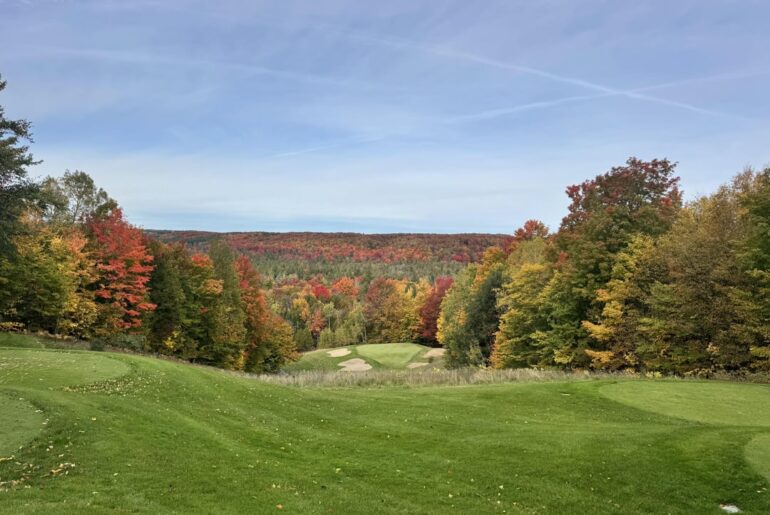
[338,358,372,372]
[327,348,351,358]
[423,348,446,358]
[407,362,429,369]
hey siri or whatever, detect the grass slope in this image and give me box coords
[1,336,769,513]
[284,343,443,372]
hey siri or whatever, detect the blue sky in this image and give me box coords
[1,0,769,233]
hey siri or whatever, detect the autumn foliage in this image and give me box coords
[5,155,770,377]
[149,231,511,265]
[88,208,155,333]
[418,276,453,341]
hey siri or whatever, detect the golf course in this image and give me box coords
[1,336,769,513]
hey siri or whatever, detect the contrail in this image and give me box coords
[340,31,741,119]
[445,93,612,123]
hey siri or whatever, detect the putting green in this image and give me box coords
[355,343,426,368]
[600,380,770,427]
[0,350,131,459]
[602,380,770,489]
[0,349,131,389]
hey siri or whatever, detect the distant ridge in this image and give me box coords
[146,230,512,264]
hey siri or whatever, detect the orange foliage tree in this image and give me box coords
[88,208,155,334]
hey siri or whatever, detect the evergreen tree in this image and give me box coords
[0,74,41,256]
[145,241,189,354]
[199,241,247,369]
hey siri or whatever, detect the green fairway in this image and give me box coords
[0,395,45,456]
[284,343,444,372]
[1,341,769,512]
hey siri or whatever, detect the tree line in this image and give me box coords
[0,167,297,371]
[438,158,770,375]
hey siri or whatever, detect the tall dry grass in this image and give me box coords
[247,367,625,388]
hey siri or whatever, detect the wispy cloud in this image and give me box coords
[28,46,377,89]
[268,135,390,158]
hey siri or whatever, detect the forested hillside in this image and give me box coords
[150,230,509,264]
[147,230,510,281]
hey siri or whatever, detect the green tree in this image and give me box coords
[41,170,115,225]
[641,188,749,372]
[0,75,41,256]
[0,218,70,331]
[318,327,336,349]
[464,263,505,362]
[437,266,478,367]
[145,241,191,355]
[730,169,770,369]
[436,246,507,367]
[293,327,314,352]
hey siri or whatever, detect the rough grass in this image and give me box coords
[1,335,770,513]
[254,367,603,388]
[0,333,46,349]
[0,332,90,351]
[284,343,441,372]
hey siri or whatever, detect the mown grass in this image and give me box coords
[1,335,769,513]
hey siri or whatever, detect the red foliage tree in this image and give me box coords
[418,276,454,342]
[311,283,332,302]
[235,255,270,332]
[235,255,276,371]
[88,208,155,333]
[560,157,681,234]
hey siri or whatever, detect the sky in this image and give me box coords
[1,0,769,234]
